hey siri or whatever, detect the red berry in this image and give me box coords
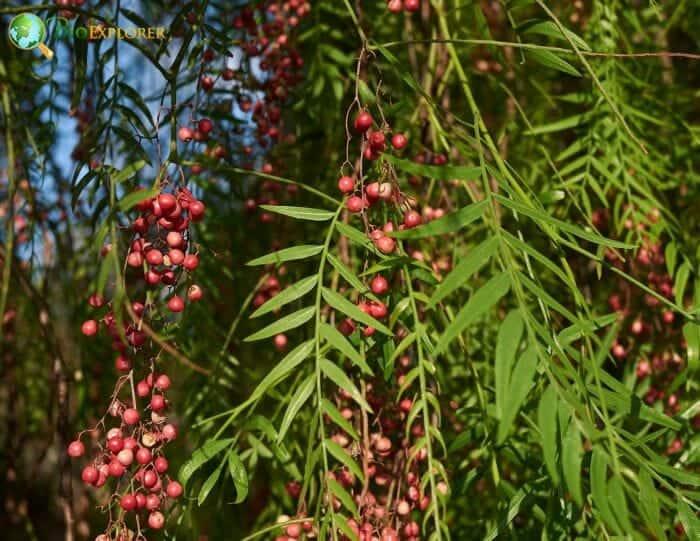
[146,249,164,266]
[158,193,177,212]
[168,248,185,265]
[108,460,125,477]
[274,333,288,352]
[162,423,177,440]
[137,380,150,397]
[347,196,365,213]
[88,293,105,307]
[136,447,152,464]
[188,284,203,301]
[145,269,161,285]
[404,210,421,228]
[167,296,185,313]
[155,374,171,391]
[391,133,408,150]
[200,75,214,91]
[353,111,373,133]
[287,524,302,538]
[370,302,387,319]
[120,494,137,511]
[81,465,99,484]
[154,456,169,473]
[107,436,124,453]
[151,394,166,411]
[117,449,134,466]
[371,275,389,295]
[369,131,386,152]
[198,118,213,135]
[81,320,98,336]
[148,511,165,529]
[123,436,138,450]
[67,440,84,458]
[115,354,132,372]
[189,201,206,221]
[146,494,161,510]
[178,127,194,142]
[338,176,355,193]
[166,231,184,248]
[376,236,396,254]
[404,0,420,11]
[183,254,199,270]
[123,408,140,425]
[387,0,403,13]
[166,480,183,498]
[143,470,158,488]
[127,251,144,267]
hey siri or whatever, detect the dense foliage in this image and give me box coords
[1,1,700,540]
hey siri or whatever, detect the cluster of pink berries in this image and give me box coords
[387,0,421,14]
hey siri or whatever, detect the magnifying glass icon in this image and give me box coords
[8,13,55,60]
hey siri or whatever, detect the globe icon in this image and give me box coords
[8,13,46,50]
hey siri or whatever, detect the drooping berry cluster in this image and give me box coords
[74,187,206,539]
[282,360,448,541]
[588,207,692,454]
[386,0,421,14]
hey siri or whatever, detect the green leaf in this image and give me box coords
[197,461,224,506]
[113,160,147,184]
[117,186,159,212]
[324,438,364,482]
[427,237,499,309]
[484,487,530,541]
[251,275,318,318]
[335,222,373,250]
[388,200,487,239]
[639,468,665,540]
[495,311,524,420]
[327,253,378,302]
[277,374,315,442]
[590,450,619,533]
[246,340,314,404]
[71,26,88,109]
[494,194,633,249]
[525,113,589,136]
[258,205,335,221]
[675,261,691,307]
[320,358,372,412]
[179,438,233,488]
[321,287,392,336]
[497,345,538,443]
[607,476,633,532]
[320,322,372,375]
[519,20,591,51]
[335,515,360,541]
[327,478,358,517]
[321,398,359,440]
[246,245,324,266]
[678,498,700,540]
[434,272,511,355]
[227,450,249,504]
[538,385,560,485]
[244,306,315,342]
[665,243,678,277]
[527,49,582,77]
[562,421,583,506]
[684,322,700,373]
[382,154,482,181]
